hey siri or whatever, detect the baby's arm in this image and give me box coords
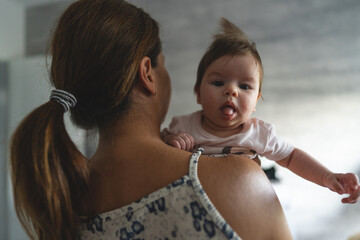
[277,148,360,204]
[161,131,195,151]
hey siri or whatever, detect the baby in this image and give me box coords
[162,18,360,204]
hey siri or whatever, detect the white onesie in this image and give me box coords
[162,111,293,161]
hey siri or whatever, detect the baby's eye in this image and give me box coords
[239,84,250,90]
[212,81,224,86]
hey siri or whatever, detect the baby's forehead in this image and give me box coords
[210,54,260,71]
[212,53,259,65]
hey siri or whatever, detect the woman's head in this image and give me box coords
[50,0,162,129]
[194,18,263,96]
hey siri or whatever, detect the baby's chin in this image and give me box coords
[212,120,245,133]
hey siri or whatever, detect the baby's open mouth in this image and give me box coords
[221,103,236,116]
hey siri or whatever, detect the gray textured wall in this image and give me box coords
[25,0,360,119]
[131,0,360,128]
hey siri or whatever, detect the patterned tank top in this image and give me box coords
[79,149,241,240]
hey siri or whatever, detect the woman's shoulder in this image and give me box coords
[197,154,293,240]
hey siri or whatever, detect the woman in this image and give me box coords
[10,0,292,239]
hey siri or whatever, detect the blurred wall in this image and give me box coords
[0,1,24,239]
[0,60,9,240]
[0,0,24,59]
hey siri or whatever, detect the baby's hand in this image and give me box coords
[163,132,194,151]
[323,173,360,204]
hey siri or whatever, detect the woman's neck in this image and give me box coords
[86,115,191,214]
[91,110,161,158]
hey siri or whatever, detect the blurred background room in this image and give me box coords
[0,0,359,239]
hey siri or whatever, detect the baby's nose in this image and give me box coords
[224,86,239,97]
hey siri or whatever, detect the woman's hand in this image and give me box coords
[322,172,360,204]
[162,132,194,151]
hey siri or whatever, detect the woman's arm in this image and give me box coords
[277,148,360,203]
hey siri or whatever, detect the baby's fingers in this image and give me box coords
[182,133,194,151]
[170,134,192,151]
[163,133,194,151]
[341,187,360,204]
[174,136,187,150]
[340,173,360,192]
[169,139,182,149]
[330,180,345,194]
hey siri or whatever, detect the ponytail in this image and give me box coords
[10,101,90,239]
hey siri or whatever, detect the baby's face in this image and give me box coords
[196,54,261,132]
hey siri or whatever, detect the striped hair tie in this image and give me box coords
[50,89,77,112]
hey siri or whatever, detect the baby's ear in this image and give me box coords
[195,86,201,104]
[196,92,202,104]
[257,92,262,101]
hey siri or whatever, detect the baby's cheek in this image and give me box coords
[246,99,258,112]
[239,102,252,112]
[203,95,219,108]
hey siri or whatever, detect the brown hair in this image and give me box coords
[10,0,161,239]
[195,17,263,95]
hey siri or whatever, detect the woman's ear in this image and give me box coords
[138,56,156,95]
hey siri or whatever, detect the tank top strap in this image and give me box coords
[188,148,241,240]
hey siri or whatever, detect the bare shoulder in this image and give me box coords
[197,155,293,240]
